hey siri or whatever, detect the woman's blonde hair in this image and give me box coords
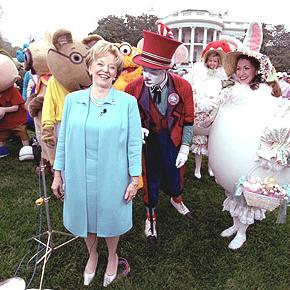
[86,40,123,77]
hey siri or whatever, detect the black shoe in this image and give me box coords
[147,235,157,246]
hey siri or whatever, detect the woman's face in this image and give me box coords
[89,53,118,88]
[236,58,258,84]
[206,55,219,69]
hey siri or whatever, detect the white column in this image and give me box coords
[178,27,182,42]
[203,27,208,51]
[213,30,217,41]
[217,31,221,40]
[189,27,195,63]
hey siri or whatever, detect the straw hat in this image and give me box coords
[224,22,272,82]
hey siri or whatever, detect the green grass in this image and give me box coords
[1,139,290,290]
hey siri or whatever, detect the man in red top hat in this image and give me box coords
[125,30,194,245]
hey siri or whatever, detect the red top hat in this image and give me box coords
[133,30,182,70]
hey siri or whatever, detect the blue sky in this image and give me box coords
[1,0,289,46]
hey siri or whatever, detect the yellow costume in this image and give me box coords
[42,76,69,128]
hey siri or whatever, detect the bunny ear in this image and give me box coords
[243,22,263,52]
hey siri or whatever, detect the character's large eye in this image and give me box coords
[119,43,132,56]
[69,52,84,64]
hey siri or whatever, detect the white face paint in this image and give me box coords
[143,67,167,87]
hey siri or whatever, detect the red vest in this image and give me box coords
[125,73,194,147]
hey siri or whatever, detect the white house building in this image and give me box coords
[162,9,248,63]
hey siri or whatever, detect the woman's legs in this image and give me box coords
[221,216,239,237]
[221,216,249,249]
[84,233,98,273]
[104,236,120,275]
[228,221,249,250]
[194,153,202,179]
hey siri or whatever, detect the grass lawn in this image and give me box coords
[1,139,290,290]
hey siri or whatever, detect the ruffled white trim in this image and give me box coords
[191,135,208,155]
[191,145,208,155]
[221,83,272,107]
[256,98,290,167]
[223,195,266,225]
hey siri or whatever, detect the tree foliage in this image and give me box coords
[91,14,158,46]
[261,24,290,73]
[0,33,19,57]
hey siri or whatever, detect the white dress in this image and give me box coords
[209,83,290,225]
[190,62,227,155]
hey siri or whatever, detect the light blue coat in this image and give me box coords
[53,87,142,237]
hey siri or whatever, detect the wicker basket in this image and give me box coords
[243,190,281,211]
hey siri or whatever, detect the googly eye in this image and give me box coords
[69,52,83,64]
[119,43,132,56]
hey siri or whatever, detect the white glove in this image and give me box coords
[175,144,190,168]
[142,128,149,144]
[0,107,6,120]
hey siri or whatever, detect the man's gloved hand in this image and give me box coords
[175,144,190,168]
[142,128,149,144]
[0,107,6,120]
[42,126,56,148]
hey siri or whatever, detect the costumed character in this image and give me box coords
[16,42,35,130]
[189,41,231,179]
[16,43,32,102]
[208,22,290,250]
[41,29,103,165]
[125,26,194,245]
[14,60,25,95]
[16,44,29,63]
[113,41,144,189]
[25,35,53,170]
[0,51,33,160]
[113,42,143,91]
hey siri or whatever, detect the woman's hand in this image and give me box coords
[250,82,260,90]
[51,175,64,202]
[124,180,139,203]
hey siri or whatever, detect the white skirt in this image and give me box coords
[191,135,208,155]
[223,195,266,225]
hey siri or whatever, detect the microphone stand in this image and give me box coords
[27,138,78,290]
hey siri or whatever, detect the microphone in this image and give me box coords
[100,108,107,116]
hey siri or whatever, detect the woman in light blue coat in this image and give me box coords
[51,40,142,287]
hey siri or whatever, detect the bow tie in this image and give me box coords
[151,85,162,104]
